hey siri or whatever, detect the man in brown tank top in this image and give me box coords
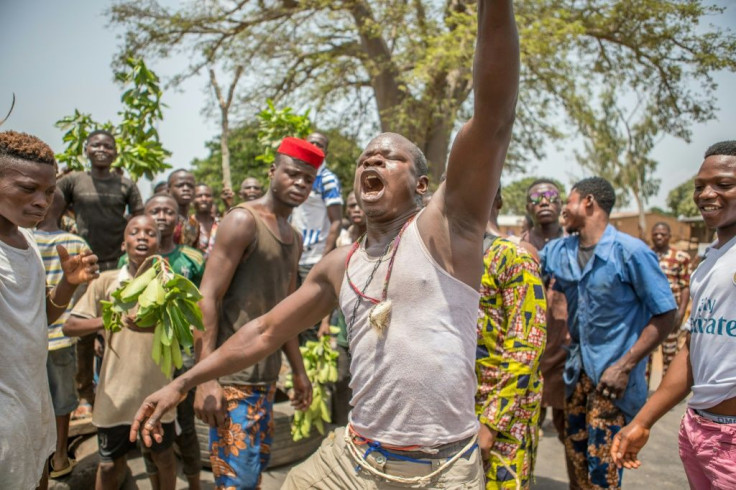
[132,1,519,487]
[191,137,320,489]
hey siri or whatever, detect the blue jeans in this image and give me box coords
[209,384,276,489]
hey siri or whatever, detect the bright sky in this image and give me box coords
[1,0,734,208]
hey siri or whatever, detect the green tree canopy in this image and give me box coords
[666,177,699,218]
[574,88,662,237]
[190,122,262,199]
[501,176,566,215]
[55,58,171,181]
[110,0,736,184]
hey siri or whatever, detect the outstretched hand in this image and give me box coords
[129,383,187,447]
[58,245,99,285]
[611,422,650,469]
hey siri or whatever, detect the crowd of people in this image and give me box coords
[1,1,735,489]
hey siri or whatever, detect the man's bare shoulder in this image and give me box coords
[217,206,258,241]
[310,244,351,291]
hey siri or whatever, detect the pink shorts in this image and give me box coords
[679,408,736,489]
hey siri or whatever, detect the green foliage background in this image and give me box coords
[666,178,699,218]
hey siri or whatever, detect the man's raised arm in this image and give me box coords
[443,0,519,227]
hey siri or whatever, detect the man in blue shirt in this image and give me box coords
[540,177,676,489]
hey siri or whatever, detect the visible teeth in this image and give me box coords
[702,206,718,211]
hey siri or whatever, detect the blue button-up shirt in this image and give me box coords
[540,224,676,420]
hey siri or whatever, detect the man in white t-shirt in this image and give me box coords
[612,140,736,488]
[0,131,98,490]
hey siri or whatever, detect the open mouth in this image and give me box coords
[361,171,385,202]
[134,244,150,252]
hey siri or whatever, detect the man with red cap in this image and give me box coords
[133,1,519,486]
[190,136,318,489]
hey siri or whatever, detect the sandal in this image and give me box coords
[71,401,92,421]
[49,456,76,479]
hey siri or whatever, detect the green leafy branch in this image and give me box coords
[54,58,172,181]
[255,99,312,166]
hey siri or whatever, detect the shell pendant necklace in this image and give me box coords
[345,215,416,338]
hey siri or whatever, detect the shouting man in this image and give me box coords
[131,1,519,487]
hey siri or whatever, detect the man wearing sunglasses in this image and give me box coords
[520,179,573,481]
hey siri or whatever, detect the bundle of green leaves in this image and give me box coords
[288,332,339,441]
[101,258,204,377]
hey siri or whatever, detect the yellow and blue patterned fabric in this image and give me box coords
[476,236,547,489]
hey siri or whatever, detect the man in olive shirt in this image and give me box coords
[57,129,143,411]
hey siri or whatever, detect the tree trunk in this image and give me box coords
[632,190,647,242]
[423,117,453,186]
[209,66,244,191]
[220,114,232,190]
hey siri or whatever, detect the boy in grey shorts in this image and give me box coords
[34,189,91,478]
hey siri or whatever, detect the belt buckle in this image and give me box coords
[366,452,387,472]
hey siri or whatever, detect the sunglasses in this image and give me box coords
[528,190,560,205]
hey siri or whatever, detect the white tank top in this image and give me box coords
[686,235,736,410]
[339,214,481,447]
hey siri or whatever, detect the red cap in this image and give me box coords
[277,137,325,169]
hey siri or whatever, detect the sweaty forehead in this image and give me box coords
[698,155,736,178]
[529,183,559,195]
[171,172,195,183]
[280,156,318,176]
[363,133,413,154]
[145,195,177,211]
[0,156,56,182]
[88,134,115,145]
[307,134,328,147]
[126,214,157,231]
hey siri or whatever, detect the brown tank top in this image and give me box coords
[217,204,301,385]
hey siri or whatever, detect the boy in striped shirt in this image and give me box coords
[34,189,89,478]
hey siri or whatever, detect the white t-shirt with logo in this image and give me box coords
[686,234,736,410]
